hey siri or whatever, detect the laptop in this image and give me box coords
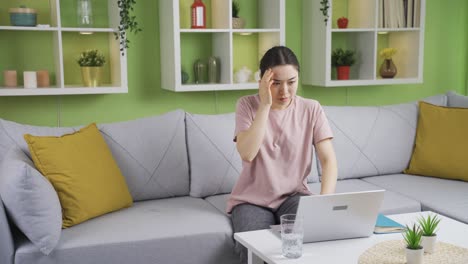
[296,190,385,243]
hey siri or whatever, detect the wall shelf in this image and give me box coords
[159,0,285,92]
[302,0,425,87]
[0,0,127,96]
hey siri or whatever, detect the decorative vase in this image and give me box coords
[405,247,424,264]
[81,66,102,87]
[232,17,245,29]
[207,56,220,83]
[380,58,397,78]
[336,66,350,80]
[77,0,93,27]
[181,70,189,84]
[337,17,348,28]
[193,59,207,84]
[421,235,437,253]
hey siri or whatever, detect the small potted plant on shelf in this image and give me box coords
[403,224,424,264]
[331,48,356,80]
[77,49,106,87]
[418,213,441,254]
[379,47,398,78]
[232,0,245,29]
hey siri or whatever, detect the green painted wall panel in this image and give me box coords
[0,0,467,127]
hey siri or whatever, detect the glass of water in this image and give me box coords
[280,214,303,259]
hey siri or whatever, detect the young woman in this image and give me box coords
[227,46,338,263]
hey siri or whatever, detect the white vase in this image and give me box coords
[421,235,437,253]
[232,17,245,29]
[406,247,424,264]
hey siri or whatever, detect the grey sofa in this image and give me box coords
[1,91,467,264]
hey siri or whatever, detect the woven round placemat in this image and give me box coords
[358,240,468,264]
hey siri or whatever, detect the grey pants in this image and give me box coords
[231,193,305,264]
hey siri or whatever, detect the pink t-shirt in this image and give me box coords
[226,95,333,213]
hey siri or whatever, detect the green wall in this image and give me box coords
[0,1,467,127]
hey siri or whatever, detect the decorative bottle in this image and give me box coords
[77,0,93,27]
[191,0,206,29]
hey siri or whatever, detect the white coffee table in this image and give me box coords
[234,211,468,264]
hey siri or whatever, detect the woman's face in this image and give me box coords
[269,64,299,110]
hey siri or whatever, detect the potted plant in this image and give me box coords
[232,0,245,29]
[77,49,106,87]
[115,0,142,55]
[379,47,397,78]
[403,224,424,264]
[331,48,356,80]
[418,214,441,253]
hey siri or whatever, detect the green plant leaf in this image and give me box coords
[77,50,106,67]
[331,48,356,67]
[417,214,441,236]
[402,224,423,250]
[232,1,240,18]
[117,0,142,56]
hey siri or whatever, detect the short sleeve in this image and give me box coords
[234,97,254,142]
[313,103,334,145]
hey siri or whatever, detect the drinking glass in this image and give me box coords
[280,214,303,259]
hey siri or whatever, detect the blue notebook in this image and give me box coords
[374,214,405,234]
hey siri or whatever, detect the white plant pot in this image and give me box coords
[232,17,245,29]
[421,235,437,253]
[406,247,424,264]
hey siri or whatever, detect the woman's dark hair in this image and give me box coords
[259,46,300,78]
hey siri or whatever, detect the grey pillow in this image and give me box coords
[318,94,447,180]
[99,110,189,201]
[0,147,62,255]
[186,112,242,198]
[447,90,468,107]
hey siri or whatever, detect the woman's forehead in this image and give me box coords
[271,65,298,80]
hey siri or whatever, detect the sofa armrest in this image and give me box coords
[0,195,14,264]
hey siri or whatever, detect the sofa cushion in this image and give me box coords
[24,123,133,228]
[447,91,468,107]
[205,194,230,215]
[320,94,447,180]
[13,197,240,264]
[405,102,468,181]
[0,147,61,255]
[186,113,242,198]
[99,110,189,201]
[308,179,421,215]
[0,110,190,202]
[186,112,319,198]
[362,174,468,224]
[0,119,74,164]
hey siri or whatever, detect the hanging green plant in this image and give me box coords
[115,0,142,56]
[320,0,330,26]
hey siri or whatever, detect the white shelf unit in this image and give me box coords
[159,0,285,92]
[302,0,425,87]
[0,0,127,96]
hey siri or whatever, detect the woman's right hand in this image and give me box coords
[259,69,273,107]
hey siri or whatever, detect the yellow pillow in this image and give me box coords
[405,101,468,181]
[24,123,133,228]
